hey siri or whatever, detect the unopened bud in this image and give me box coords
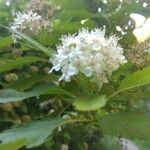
[29,65,39,73]
[21,115,31,122]
[4,73,18,82]
[1,103,13,112]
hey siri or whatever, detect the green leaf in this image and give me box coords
[0,118,65,148]
[0,56,44,73]
[0,36,12,48]
[60,9,106,21]
[118,67,150,92]
[4,74,57,91]
[107,67,150,101]
[73,95,107,111]
[131,88,150,101]
[98,112,150,140]
[0,83,75,103]
[0,24,53,56]
[52,0,85,10]
[112,2,148,21]
[0,139,26,150]
[53,21,96,34]
[0,11,9,17]
[14,31,53,56]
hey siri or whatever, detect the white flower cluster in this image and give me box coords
[10,11,50,42]
[50,28,127,87]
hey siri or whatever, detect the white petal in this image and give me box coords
[67,65,77,76]
[130,13,146,28]
[65,75,71,82]
[83,67,93,77]
[54,64,60,71]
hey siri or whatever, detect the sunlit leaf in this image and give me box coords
[53,21,96,34]
[0,139,26,150]
[73,95,107,111]
[0,36,12,48]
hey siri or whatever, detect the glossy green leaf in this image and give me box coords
[73,95,107,111]
[0,118,64,148]
[0,139,26,150]
[98,112,150,140]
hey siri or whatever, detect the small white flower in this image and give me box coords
[143,2,148,8]
[98,7,102,12]
[116,26,123,32]
[48,109,55,114]
[121,31,126,35]
[80,19,89,25]
[50,28,127,87]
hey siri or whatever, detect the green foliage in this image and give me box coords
[12,31,54,56]
[0,25,54,56]
[53,21,96,34]
[0,139,26,150]
[118,67,150,92]
[0,36,12,48]
[0,56,44,73]
[98,112,150,140]
[98,136,121,150]
[0,118,65,148]
[52,0,86,10]
[0,0,149,149]
[107,67,150,101]
[0,83,75,103]
[133,139,150,150]
[4,74,56,91]
[73,95,107,111]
